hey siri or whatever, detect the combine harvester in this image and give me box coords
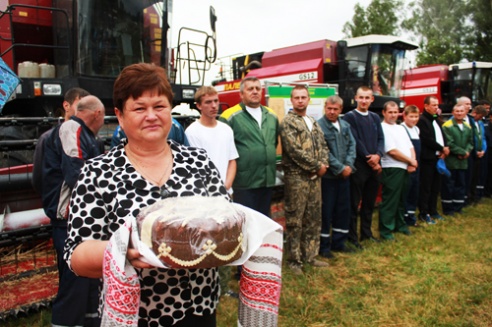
[214,34,418,114]
[0,0,217,319]
[401,61,492,113]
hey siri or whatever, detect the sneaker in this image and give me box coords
[431,214,445,221]
[419,214,437,225]
[311,259,329,267]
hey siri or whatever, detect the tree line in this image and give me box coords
[343,0,492,65]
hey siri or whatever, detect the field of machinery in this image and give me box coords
[401,61,492,113]
[0,0,217,318]
[213,34,418,114]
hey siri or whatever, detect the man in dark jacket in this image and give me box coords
[42,95,105,327]
[31,87,90,194]
[417,96,449,224]
[343,86,385,248]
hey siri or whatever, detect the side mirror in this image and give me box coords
[336,40,347,60]
[451,65,459,78]
[210,6,217,33]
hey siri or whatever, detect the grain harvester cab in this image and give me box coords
[214,34,417,114]
[337,35,418,112]
[401,61,492,113]
[449,61,492,109]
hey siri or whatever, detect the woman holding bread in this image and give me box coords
[64,63,228,326]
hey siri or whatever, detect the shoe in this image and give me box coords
[381,237,397,242]
[400,229,412,236]
[289,264,303,276]
[319,251,334,259]
[362,236,381,243]
[332,247,356,253]
[405,214,417,226]
[419,214,437,225]
[347,240,364,250]
[410,222,421,228]
[431,214,445,221]
[311,259,329,267]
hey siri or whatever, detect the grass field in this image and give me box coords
[4,198,492,327]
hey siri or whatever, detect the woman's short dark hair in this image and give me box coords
[113,63,174,112]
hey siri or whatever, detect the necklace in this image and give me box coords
[126,145,173,186]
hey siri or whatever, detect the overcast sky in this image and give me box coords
[170,0,377,83]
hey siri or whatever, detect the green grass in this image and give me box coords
[4,199,492,326]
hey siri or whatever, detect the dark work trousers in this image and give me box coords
[348,159,380,243]
[233,187,273,218]
[404,169,420,225]
[441,169,467,214]
[52,226,101,327]
[465,155,474,205]
[418,159,441,217]
[320,177,351,253]
[485,150,492,196]
[470,156,485,203]
[480,153,488,197]
[404,137,421,225]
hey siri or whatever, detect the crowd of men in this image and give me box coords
[216,78,491,276]
[34,78,490,324]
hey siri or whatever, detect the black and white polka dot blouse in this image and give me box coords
[64,140,228,326]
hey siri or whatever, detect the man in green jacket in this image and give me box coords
[441,104,474,215]
[219,76,279,217]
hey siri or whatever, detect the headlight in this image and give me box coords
[43,84,62,96]
[182,88,196,100]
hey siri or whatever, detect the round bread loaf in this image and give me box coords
[137,196,246,269]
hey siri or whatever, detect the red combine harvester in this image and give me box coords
[401,61,492,112]
[213,34,418,113]
[0,0,217,318]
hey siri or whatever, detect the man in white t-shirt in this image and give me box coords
[186,85,239,297]
[186,86,239,194]
[379,101,417,241]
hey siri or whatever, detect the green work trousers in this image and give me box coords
[379,168,410,240]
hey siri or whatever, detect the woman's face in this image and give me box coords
[116,90,172,146]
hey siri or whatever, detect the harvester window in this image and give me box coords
[76,0,163,77]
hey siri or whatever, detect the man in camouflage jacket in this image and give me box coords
[280,85,330,275]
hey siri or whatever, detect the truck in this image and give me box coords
[0,0,217,318]
[400,61,492,112]
[213,34,418,114]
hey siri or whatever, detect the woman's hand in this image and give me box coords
[126,248,153,269]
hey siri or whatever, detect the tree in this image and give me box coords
[343,0,403,38]
[402,0,471,65]
[468,0,492,62]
